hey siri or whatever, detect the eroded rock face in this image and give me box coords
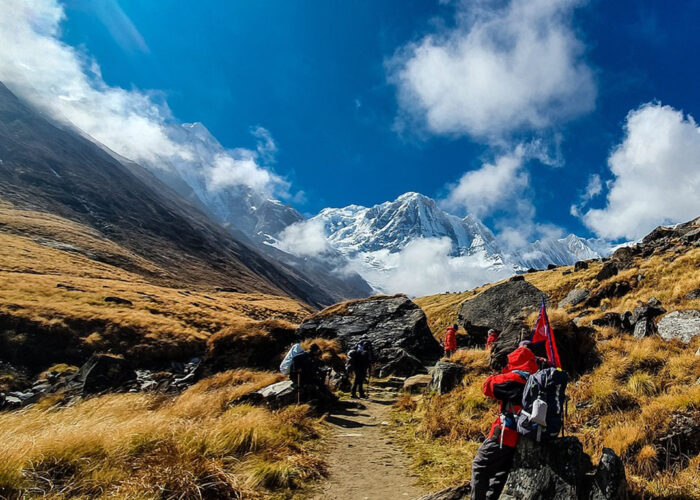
[297,295,442,365]
[458,280,548,344]
[657,310,700,343]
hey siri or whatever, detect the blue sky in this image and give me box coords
[3,0,699,243]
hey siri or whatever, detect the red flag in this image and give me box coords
[531,299,562,369]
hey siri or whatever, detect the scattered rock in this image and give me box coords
[458,280,548,344]
[584,281,632,308]
[563,270,572,275]
[591,313,624,330]
[527,268,539,273]
[547,264,558,270]
[509,275,525,282]
[657,310,700,343]
[67,354,136,394]
[240,380,298,409]
[378,348,427,378]
[631,302,666,325]
[595,262,619,281]
[328,369,351,392]
[103,296,133,306]
[681,227,700,243]
[430,361,465,395]
[633,317,656,338]
[559,289,590,308]
[684,288,700,300]
[403,374,432,394]
[574,261,589,272]
[297,295,442,368]
[589,448,627,500]
[56,283,85,292]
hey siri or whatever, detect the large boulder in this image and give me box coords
[490,319,597,375]
[458,280,548,344]
[430,361,466,394]
[238,380,298,409]
[657,310,700,343]
[500,438,627,500]
[378,348,427,378]
[297,295,442,364]
[66,354,136,394]
[595,261,619,281]
[416,438,626,500]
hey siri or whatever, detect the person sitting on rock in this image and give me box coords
[485,329,499,350]
[346,343,371,398]
[289,344,330,402]
[444,324,458,358]
[471,345,539,500]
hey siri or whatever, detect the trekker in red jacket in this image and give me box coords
[470,346,538,499]
[444,324,458,358]
[485,329,499,350]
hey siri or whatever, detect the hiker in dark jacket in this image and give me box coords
[289,343,324,391]
[346,345,370,398]
[471,346,538,499]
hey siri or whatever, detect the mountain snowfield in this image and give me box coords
[127,122,609,297]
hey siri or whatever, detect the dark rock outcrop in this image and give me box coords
[417,438,627,500]
[685,288,700,300]
[239,380,298,409]
[501,438,627,500]
[657,310,700,343]
[378,348,427,378]
[297,295,442,366]
[574,261,589,272]
[430,361,465,394]
[458,280,548,345]
[67,354,136,395]
[595,262,619,281]
[584,281,632,308]
[490,319,597,375]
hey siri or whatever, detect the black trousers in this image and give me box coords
[351,369,367,396]
[471,437,516,500]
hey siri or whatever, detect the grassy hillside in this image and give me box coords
[0,204,312,372]
[404,242,700,498]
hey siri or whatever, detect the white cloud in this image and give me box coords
[441,145,529,217]
[349,237,512,297]
[390,0,595,140]
[570,173,602,217]
[582,103,700,240]
[276,219,331,257]
[0,0,287,199]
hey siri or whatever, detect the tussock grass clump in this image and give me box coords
[0,369,323,498]
[450,348,491,375]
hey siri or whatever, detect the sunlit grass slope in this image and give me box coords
[404,244,700,498]
[0,369,325,499]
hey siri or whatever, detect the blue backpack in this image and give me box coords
[516,367,568,442]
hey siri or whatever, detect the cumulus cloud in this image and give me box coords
[441,145,530,217]
[390,0,595,141]
[276,219,331,257]
[0,0,287,199]
[582,103,700,240]
[350,237,512,297]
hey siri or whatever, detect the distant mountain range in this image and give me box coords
[0,82,613,301]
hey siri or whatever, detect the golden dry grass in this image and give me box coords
[404,243,700,498]
[0,369,324,499]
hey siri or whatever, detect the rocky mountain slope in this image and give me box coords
[139,121,372,303]
[407,217,699,499]
[0,82,344,307]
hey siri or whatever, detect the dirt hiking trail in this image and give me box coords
[311,379,425,500]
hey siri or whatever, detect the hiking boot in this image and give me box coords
[351,392,358,398]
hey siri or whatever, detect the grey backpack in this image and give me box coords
[516,367,568,442]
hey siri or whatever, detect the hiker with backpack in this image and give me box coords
[346,340,373,398]
[288,344,330,403]
[470,344,538,499]
[485,329,499,350]
[444,324,458,358]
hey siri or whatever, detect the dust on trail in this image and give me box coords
[311,381,426,500]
